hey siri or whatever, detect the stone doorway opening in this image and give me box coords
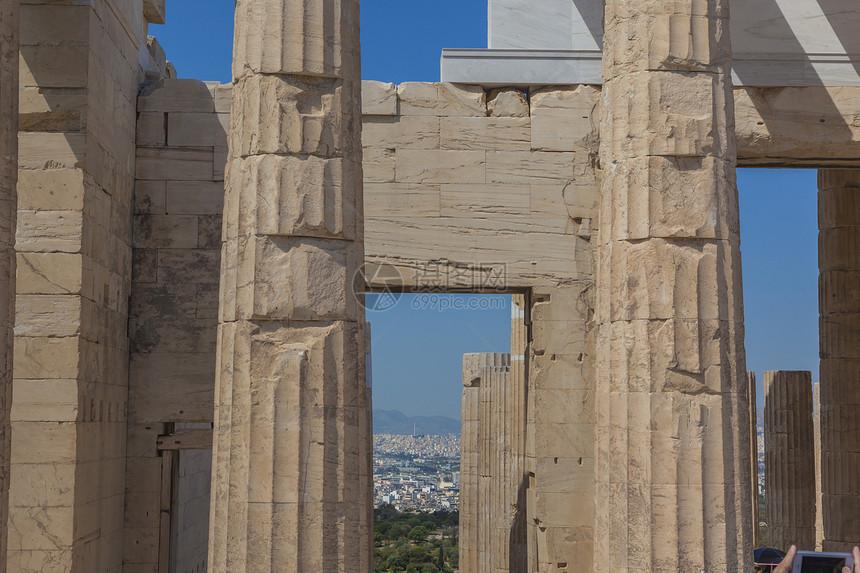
[365,292,516,571]
[737,167,823,550]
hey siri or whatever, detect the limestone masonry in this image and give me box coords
[0,0,858,572]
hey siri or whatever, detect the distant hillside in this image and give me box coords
[373,409,460,435]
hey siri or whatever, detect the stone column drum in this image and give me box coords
[208,0,368,571]
[819,169,860,551]
[764,371,816,551]
[596,0,753,570]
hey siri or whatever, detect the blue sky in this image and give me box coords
[150,2,820,418]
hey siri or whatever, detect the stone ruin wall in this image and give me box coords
[125,77,227,571]
[11,0,162,569]
[124,77,602,571]
[355,80,603,572]
[10,0,860,567]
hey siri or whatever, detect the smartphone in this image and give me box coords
[793,550,855,573]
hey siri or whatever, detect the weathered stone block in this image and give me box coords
[362,116,440,150]
[18,132,85,169]
[135,147,214,181]
[395,149,484,184]
[17,253,83,295]
[132,214,199,249]
[361,148,395,183]
[16,210,83,253]
[487,88,528,117]
[17,169,84,211]
[138,79,216,113]
[486,151,574,184]
[167,112,229,147]
[364,183,441,217]
[398,82,485,117]
[134,181,166,215]
[136,112,165,147]
[361,81,397,116]
[19,45,88,89]
[440,117,530,151]
[165,181,224,215]
[439,184,529,216]
[530,85,599,152]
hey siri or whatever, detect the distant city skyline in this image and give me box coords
[152,2,821,419]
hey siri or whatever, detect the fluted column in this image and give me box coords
[814,382,823,549]
[209,1,367,571]
[819,169,860,551]
[464,354,513,573]
[460,360,480,573]
[0,0,15,570]
[596,1,752,570]
[510,295,528,573]
[764,371,816,551]
[749,372,760,548]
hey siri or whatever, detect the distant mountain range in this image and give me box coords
[372,409,763,436]
[373,409,460,435]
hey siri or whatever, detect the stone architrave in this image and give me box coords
[764,371,816,551]
[207,1,368,571]
[596,1,753,570]
[819,169,860,552]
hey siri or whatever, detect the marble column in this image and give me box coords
[596,1,753,570]
[509,295,527,573]
[464,353,514,573]
[813,382,823,549]
[460,361,480,573]
[0,0,15,569]
[819,169,860,552]
[748,372,760,548]
[208,0,368,571]
[764,371,816,551]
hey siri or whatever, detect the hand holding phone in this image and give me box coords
[792,550,855,573]
[773,546,860,573]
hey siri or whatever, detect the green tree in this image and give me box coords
[407,526,428,543]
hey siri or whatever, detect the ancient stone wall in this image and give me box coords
[10,0,153,569]
[123,78,601,571]
[125,77,227,570]
[361,81,598,290]
[362,81,600,571]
